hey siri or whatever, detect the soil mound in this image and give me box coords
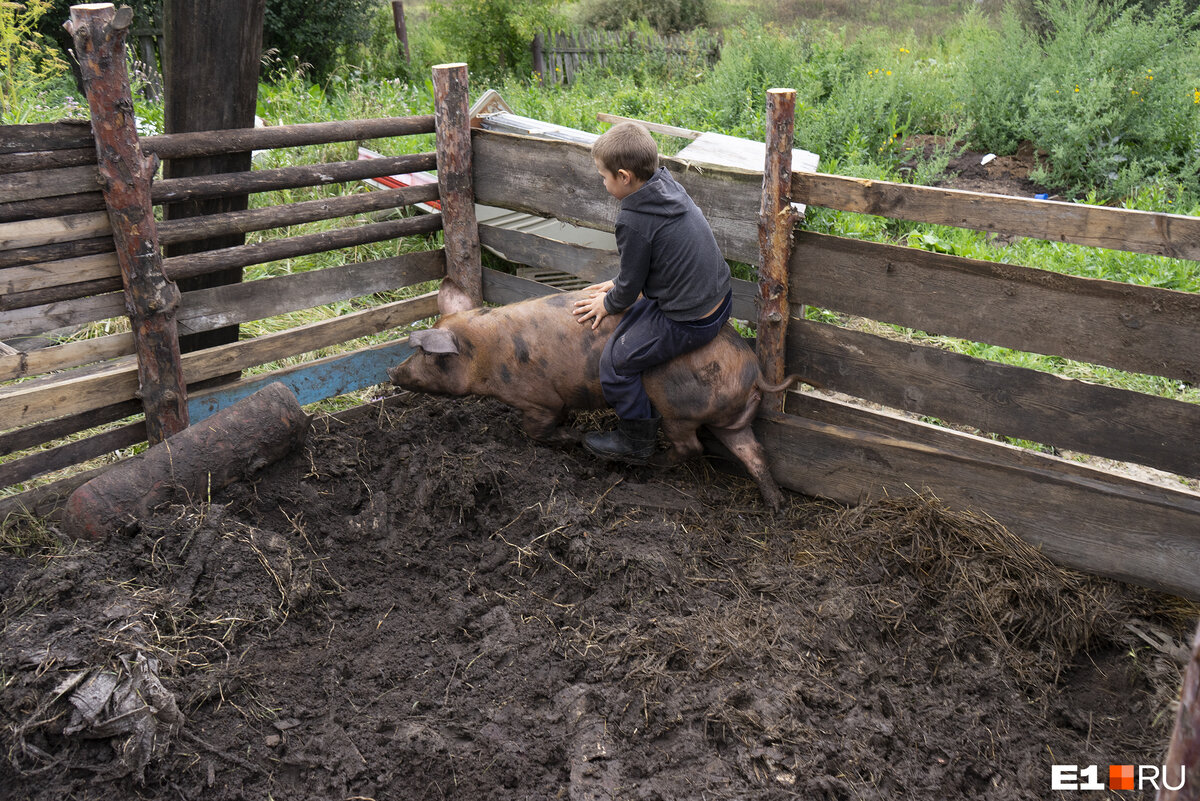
[0,392,1191,800]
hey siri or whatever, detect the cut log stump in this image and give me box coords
[64,382,310,540]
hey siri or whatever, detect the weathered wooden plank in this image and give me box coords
[0,465,107,524]
[150,152,438,206]
[0,421,145,490]
[188,337,416,422]
[0,292,439,430]
[0,276,123,314]
[479,224,618,282]
[0,399,141,458]
[0,164,100,204]
[0,333,133,383]
[0,192,106,223]
[0,148,96,175]
[161,213,443,282]
[0,291,125,340]
[157,184,440,246]
[141,115,435,161]
[472,129,763,264]
[0,234,113,269]
[764,395,1200,599]
[791,231,1200,383]
[0,120,94,155]
[481,267,559,305]
[792,171,1200,261]
[477,225,759,321]
[788,317,1200,477]
[176,249,445,334]
[0,211,111,251]
[2,252,120,295]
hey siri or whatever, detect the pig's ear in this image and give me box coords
[409,328,459,355]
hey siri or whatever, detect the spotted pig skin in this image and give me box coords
[388,290,784,508]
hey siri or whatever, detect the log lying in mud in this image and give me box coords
[63,382,310,540]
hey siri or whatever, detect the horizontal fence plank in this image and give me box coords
[767,395,1200,599]
[141,115,436,161]
[0,120,93,155]
[162,213,442,282]
[0,192,106,224]
[472,130,763,265]
[176,249,445,334]
[0,234,113,270]
[150,152,438,206]
[0,211,110,251]
[0,420,144,490]
[792,231,1200,383]
[482,267,559,305]
[0,291,124,340]
[188,338,416,423]
[0,292,439,430]
[2,252,119,295]
[158,184,440,246]
[0,333,133,383]
[0,399,141,458]
[0,164,99,204]
[0,147,96,176]
[788,317,1200,477]
[478,225,760,321]
[792,171,1200,261]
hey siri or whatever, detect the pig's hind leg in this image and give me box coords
[707,425,784,511]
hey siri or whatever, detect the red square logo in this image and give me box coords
[1110,765,1135,791]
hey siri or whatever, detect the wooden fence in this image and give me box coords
[5,43,1200,600]
[469,125,1200,600]
[533,29,720,84]
[0,33,480,517]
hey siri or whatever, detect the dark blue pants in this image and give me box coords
[600,292,733,420]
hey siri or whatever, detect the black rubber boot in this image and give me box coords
[583,416,660,463]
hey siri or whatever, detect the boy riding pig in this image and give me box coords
[573,121,733,462]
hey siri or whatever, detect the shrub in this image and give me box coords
[426,0,568,80]
[262,0,376,80]
[2,0,73,123]
[578,0,712,33]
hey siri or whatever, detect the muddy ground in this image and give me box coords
[0,391,1194,800]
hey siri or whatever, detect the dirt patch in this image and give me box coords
[1,392,1193,800]
[903,135,1058,200]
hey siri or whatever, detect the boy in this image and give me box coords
[573,121,732,462]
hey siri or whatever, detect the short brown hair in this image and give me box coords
[592,121,658,181]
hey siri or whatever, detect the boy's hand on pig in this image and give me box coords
[572,291,609,329]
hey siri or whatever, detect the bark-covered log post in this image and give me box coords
[391,1,410,63]
[756,88,799,413]
[432,63,483,314]
[1159,620,1200,801]
[66,3,189,443]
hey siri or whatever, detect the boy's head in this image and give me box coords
[592,122,658,199]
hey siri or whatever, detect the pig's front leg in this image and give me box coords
[517,405,579,445]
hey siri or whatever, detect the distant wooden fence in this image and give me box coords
[469,125,1200,600]
[533,29,720,84]
[0,55,483,517]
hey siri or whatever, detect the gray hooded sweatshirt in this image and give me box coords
[603,167,731,322]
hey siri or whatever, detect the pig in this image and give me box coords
[388,288,799,509]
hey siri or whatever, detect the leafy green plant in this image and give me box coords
[578,0,713,33]
[262,0,376,81]
[426,0,568,80]
[0,0,71,122]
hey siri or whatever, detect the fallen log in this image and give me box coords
[63,382,310,540]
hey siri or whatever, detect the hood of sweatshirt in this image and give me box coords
[620,167,690,218]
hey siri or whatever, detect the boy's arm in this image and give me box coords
[603,225,651,315]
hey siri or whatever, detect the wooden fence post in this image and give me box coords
[1159,620,1200,801]
[756,88,799,412]
[391,1,410,64]
[531,33,546,84]
[432,63,483,312]
[66,2,188,444]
